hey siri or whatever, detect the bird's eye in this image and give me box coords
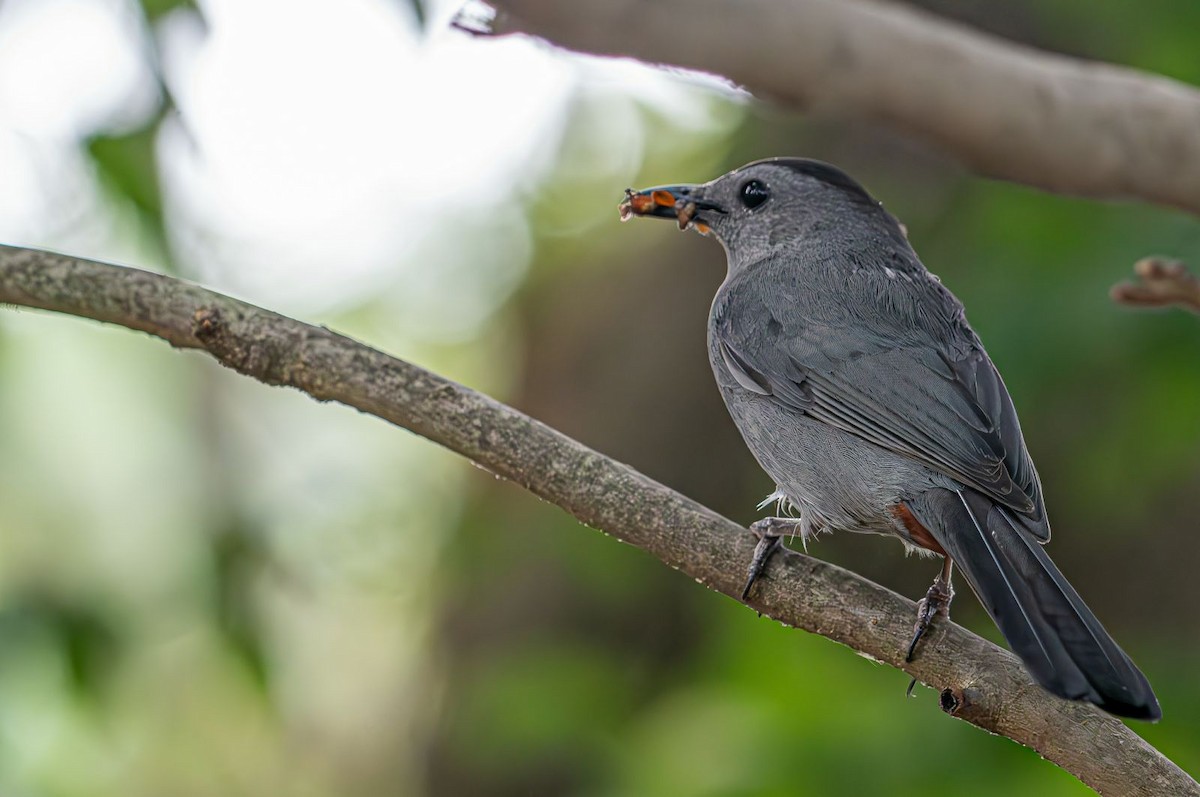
[739,179,770,209]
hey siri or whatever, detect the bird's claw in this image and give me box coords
[741,518,797,601]
[905,567,954,662]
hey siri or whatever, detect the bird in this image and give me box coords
[618,157,1161,721]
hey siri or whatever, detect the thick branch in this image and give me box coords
[1,245,1194,795]
[484,0,1200,217]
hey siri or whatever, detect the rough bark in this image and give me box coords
[1,245,1194,795]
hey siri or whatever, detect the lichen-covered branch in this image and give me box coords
[1112,257,1200,314]
[483,0,1200,218]
[0,245,1195,796]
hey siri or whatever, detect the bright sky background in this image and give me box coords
[0,0,737,334]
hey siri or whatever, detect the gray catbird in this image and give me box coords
[619,157,1160,720]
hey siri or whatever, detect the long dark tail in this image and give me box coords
[907,487,1161,720]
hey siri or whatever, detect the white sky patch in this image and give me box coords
[0,0,157,249]
[0,0,735,333]
[0,0,157,137]
[155,0,575,321]
[151,0,732,332]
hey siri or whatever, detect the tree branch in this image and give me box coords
[0,244,1195,795]
[1112,256,1200,313]
[483,0,1200,218]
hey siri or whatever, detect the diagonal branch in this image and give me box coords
[484,0,1200,218]
[0,244,1195,795]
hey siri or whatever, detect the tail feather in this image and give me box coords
[907,487,1160,720]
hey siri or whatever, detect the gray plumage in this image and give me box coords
[624,158,1159,720]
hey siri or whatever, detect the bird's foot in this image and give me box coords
[741,517,797,601]
[905,562,954,662]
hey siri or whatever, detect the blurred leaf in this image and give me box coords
[0,595,118,703]
[401,0,425,30]
[211,521,272,692]
[58,604,119,700]
[87,120,162,223]
[138,0,198,24]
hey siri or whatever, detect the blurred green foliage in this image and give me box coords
[0,1,1197,796]
[137,0,197,24]
[88,117,168,254]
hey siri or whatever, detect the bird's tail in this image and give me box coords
[907,487,1161,720]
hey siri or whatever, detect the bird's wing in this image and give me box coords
[713,256,1046,533]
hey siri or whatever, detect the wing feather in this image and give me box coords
[713,255,1046,536]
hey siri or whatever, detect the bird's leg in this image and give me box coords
[906,558,954,662]
[741,517,797,600]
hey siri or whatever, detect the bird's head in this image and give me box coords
[619,158,907,267]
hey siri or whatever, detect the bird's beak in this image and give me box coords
[618,184,725,233]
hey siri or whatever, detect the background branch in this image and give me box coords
[1112,257,1200,313]
[484,0,1200,218]
[1,244,1195,795]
